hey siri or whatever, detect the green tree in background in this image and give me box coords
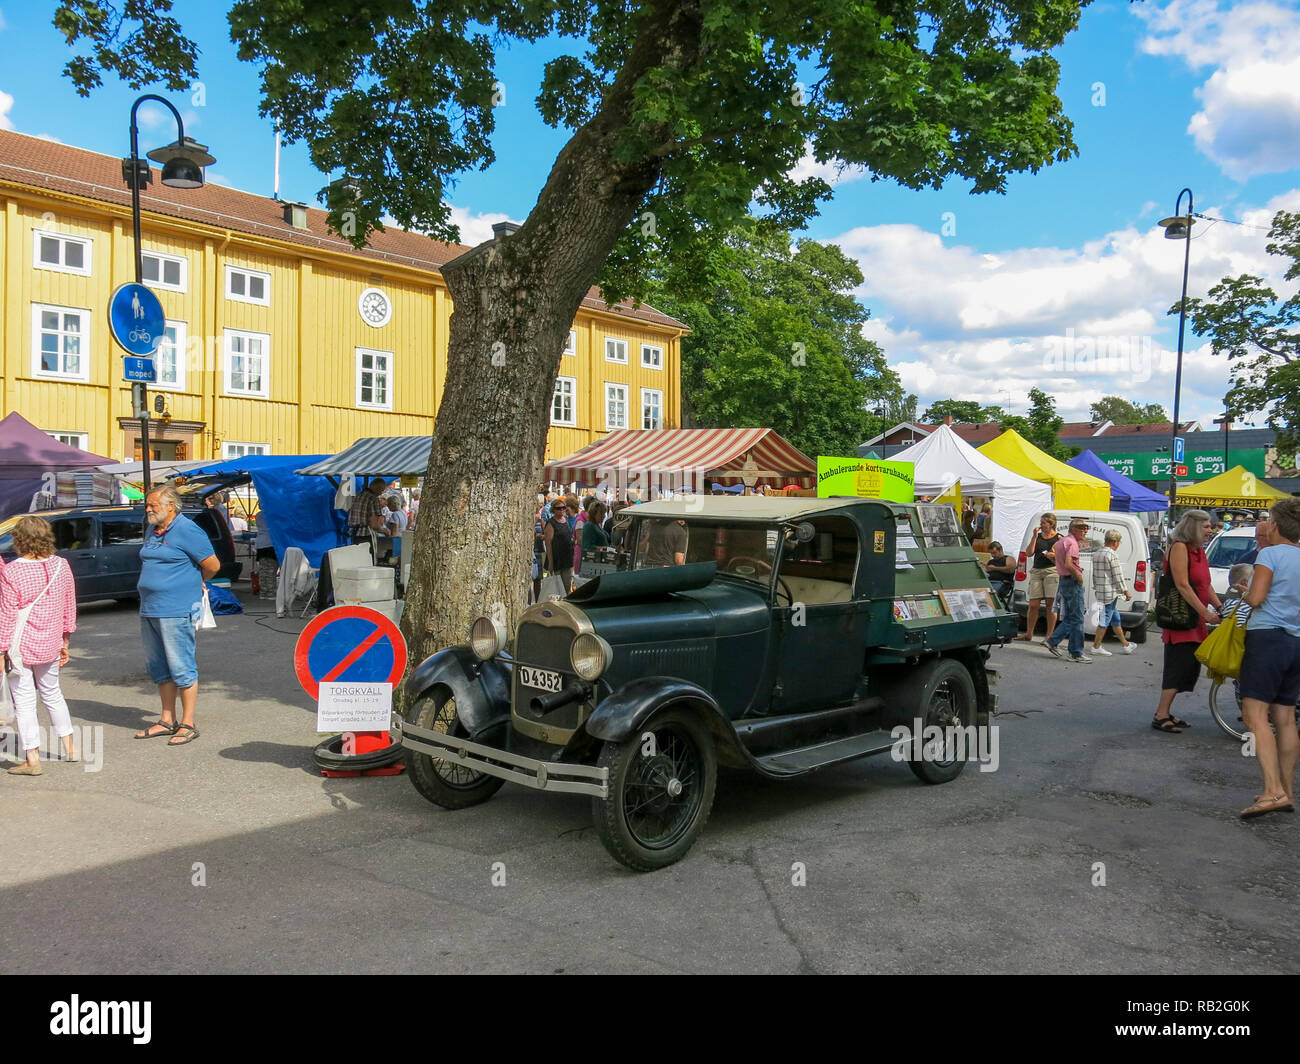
[1184,210,1300,453]
[56,0,1091,664]
[1001,387,1076,459]
[650,226,907,458]
[1088,396,1168,424]
[922,399,1007,424]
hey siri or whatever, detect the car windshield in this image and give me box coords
[1207,535,1255,568]
[0,516,16,555]
[630,518,780,585]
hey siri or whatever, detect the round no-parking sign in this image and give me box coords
[293,606,408,700]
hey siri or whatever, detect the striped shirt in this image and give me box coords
[1090,546,1129,601]
[0,555,77,665]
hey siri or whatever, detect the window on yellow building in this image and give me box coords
[156,322,186,390]
[641,388,663,430]
[33,230,92,276]
[605,383,628,430]
[224,330,269,397]
[641,343,663,370]
[356,347,392,410]
[604,337,628,363]
[226,266,270,306]
[552,377,577,426]
[31,304,90,381]
[564,329,577,355]
[142,251,187,292]
[224,442,270,459]
[46,431,89,450]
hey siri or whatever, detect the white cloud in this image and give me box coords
[787,144,866,188]
[1139,0,1300,180]
[446,203,519,247]
[0,9,7,32]
[838,189,1300,424]
[34,133,62,144]
[137,105,199,134]
[0,88,13,131]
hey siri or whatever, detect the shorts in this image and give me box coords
[1101,599,1122,628]
[1027,567,1059,601]
[141,613,199,689]
[1239,628,1300,705]
[1161,640,1202,694]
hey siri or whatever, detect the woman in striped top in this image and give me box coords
[0,516,78,775]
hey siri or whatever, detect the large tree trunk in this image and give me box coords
[399,2,702,672]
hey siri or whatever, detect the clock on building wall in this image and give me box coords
[358,287,392,327]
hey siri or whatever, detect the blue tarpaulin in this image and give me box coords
[1067,449,1170,513]
[174,454,345,566]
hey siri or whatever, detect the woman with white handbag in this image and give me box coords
[0,517,78,775]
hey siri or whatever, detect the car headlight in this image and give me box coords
[570,632,613,681]
[469,615,509,661]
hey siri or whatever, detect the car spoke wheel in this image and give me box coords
[905,658,978,785]
[405,688,505,810]
[592,708,716,872]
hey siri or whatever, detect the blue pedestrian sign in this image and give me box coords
[124,357,156,382]
[1173,436,1185,464]
[108,282,165,356]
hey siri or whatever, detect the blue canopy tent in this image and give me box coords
[1067,449,1170,513]
[171,454,343,566]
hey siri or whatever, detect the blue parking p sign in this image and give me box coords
[1173,437,1185,464]
[108,283,165,356]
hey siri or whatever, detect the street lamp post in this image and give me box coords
[121,94,214,492]
[1213,412,1231,472]
[1158,188,1194,524]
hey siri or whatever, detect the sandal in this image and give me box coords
[1168,715,1191,728]
[1255,794,1295,811]
[168,723,199,746]
[1151,716,1184,733]
[1241,795,1293,819]
[134,720,178,740]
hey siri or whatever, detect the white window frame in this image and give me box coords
[552,376,577,426]
[604,337,628,363]
[641,388,663,430]
[222,442,270,459]
[142,250,187,293]
[33,230,92,276]
[225,265,271,306]
[355,346,393,410]
[641,343,663,370]
[605,382,628,430]
[223,329,270,398]
[564,329,577,356]
[153,320,187,391]
[47,431,89,450]
[31,303,91,382]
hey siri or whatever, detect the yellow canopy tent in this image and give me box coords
[1175,466,1290,509]
[978,429,1110,510]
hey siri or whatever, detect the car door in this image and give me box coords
[98,513,146,598]
[48,516,98,600]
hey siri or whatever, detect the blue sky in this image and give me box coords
[2,0,1298,428]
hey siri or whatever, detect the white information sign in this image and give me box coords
[317,681,393,732]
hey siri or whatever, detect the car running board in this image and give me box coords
[753,732,896,778]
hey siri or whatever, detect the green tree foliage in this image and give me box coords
[1184,210,1300,452]
[922,399,1006,424]
[1088,396,1168,424]
[648,225,907,457]
[1000,387,1076,459]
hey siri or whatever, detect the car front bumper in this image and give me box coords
[393,712,609,798]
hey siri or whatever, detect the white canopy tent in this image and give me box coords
[889,424,1052,547]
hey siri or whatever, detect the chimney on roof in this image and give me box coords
[943,415,953,426]
[282,201,309,230]
[492,221,521,240]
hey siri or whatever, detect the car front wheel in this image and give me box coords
[904,658,978,785]
[404,688,505,810]
[591,708,717,872]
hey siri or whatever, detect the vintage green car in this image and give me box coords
[395,496,1015,871]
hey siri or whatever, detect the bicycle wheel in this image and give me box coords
[1208,678,1248,741]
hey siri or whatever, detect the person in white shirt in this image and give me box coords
[385,495,408,537]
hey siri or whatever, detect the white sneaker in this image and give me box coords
[1120,644,1135,654]
[1070,653,1094,664]
[1094,646,1113,656]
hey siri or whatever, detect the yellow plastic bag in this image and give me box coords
[1195,606,1246,681]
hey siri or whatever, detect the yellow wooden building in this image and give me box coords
[0,129,685,466]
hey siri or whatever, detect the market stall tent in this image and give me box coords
[0,411,110,518]
[295,436,433,479]
[1067,450,1169,513]
[1175,465,1290,509]
[543,427,817,491]
[888,423,1052,547]
[979,429,1110,511]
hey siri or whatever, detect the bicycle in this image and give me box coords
[1208,677,1246,741]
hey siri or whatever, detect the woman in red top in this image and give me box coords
[1154,509,1221,733]
[0,517,78,773]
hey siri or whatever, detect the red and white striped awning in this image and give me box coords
[543,428,816,491]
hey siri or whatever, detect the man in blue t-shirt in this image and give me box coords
[133,485,219,747]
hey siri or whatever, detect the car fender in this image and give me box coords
[402,645,511,739]
[586,676,747,765]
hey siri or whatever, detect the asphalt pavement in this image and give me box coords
[2,591,1296,974]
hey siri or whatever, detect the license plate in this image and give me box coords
[519,666,562,692]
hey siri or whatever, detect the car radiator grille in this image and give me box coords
[513,622,582,730]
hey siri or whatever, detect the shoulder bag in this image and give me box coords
[1154,549,1198,631]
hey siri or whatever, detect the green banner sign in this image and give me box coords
[817,457,915,502]
[1100,448,1267,481]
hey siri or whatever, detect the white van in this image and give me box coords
[1010,510,1153,643]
